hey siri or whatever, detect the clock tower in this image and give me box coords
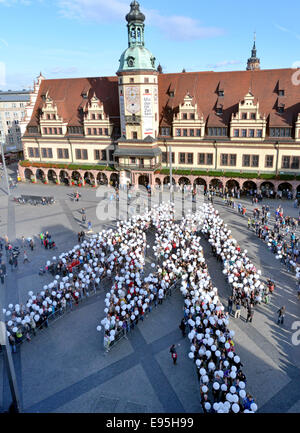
[115,1,161,187]
[117,0,159,141]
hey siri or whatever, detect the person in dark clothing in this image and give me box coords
[170,344,177,364]
[277,306,286,325]
[179,318,186,337]
[228,296,233,315]
[246,305,254,323]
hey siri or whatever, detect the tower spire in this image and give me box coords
[247,32,260,71]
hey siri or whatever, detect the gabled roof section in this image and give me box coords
[27,76,119,128]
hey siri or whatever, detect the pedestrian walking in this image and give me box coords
[0,268,5,284]
[246,305,254,323]
[87,221,92,231]
[228,295,233,315]
[29,238,34,251]
[179,318,186,337]
[170,344,177,364]
[234,299,241,319]
[23,250,30,264]
[277,306,286,325]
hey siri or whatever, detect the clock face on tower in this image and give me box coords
[125,86,140,114]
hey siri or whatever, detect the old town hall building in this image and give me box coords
[20,1,300,196]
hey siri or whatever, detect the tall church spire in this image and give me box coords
[247,33,260,71]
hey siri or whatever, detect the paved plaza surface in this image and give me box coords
[0,166,300,413]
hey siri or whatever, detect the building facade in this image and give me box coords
[0,89,30,155]
[20,1,300,196]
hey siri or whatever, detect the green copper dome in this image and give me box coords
[118,1,156,72]
[118,46,156,72]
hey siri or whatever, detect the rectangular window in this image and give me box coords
[282,156,290,169]
[176,129,181,137]
[198,153,205,164]
[251,113,256,120]
[82,149,88,160]
[265,155,274,168]
[28,147,34,158]
[58,148,63,159]
[93,128,97,135]
[257,129,262,138]
[249,129,255,137]
[182,113,187,120]
[101,150,107,161]
[206,153,213,165]
[48,127,52,134]
[190,113,195,120]
[179,153,186,164]
[291,157,300,170]
[242,113,247,120]
[98,128,103,135]
[161,127,170,136]
[242,129,247,137]
[54,128,57,135]
[105,128,109,136]
[87,128,91,135]
[234,129,239,137]
[183,129,188,137]
[252,155,259,167]
[144,78,149,83]
[130,78,134,83]
[221,154,228,166]
[196,129,201,137]
[279,90,285,96]
[59,128,63,135]
[63,149,69,159]
[187,153,194,164]
[34,148,40,158]
[94,150,100,160]
[285,128,291,137]
[190,129,194,137]
[75,149,81,159]
[42,148,47,158]
[243,155,251,167]
[130,157,136,164]
[162,152,167,163]
[132,131,137,139]
[230,154,237,166]
[109,150,114,161]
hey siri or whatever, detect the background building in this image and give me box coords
[19,1,300,197]
[0,89,30,158]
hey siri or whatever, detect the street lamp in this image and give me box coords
[0,132,11,196]
[169,142,173,204]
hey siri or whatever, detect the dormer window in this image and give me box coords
[169,91,174,98]
[278,106,285,114]
[190,113,195,120]
[216,107,223,115]
[279,90,285,96]
[251,113,256,120]
[242,113,247,119]
[183,113,187,120]
[218,90,224,97]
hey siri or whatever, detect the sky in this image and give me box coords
[0,0,300,90]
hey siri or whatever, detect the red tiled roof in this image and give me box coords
[158,68,300,128]
[27,76,119,128]
[26,68,300,133]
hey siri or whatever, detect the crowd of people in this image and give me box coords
[247,205,300,277]
[98,203,257,412]
[2,200,261,413]
[199,203,266,318]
